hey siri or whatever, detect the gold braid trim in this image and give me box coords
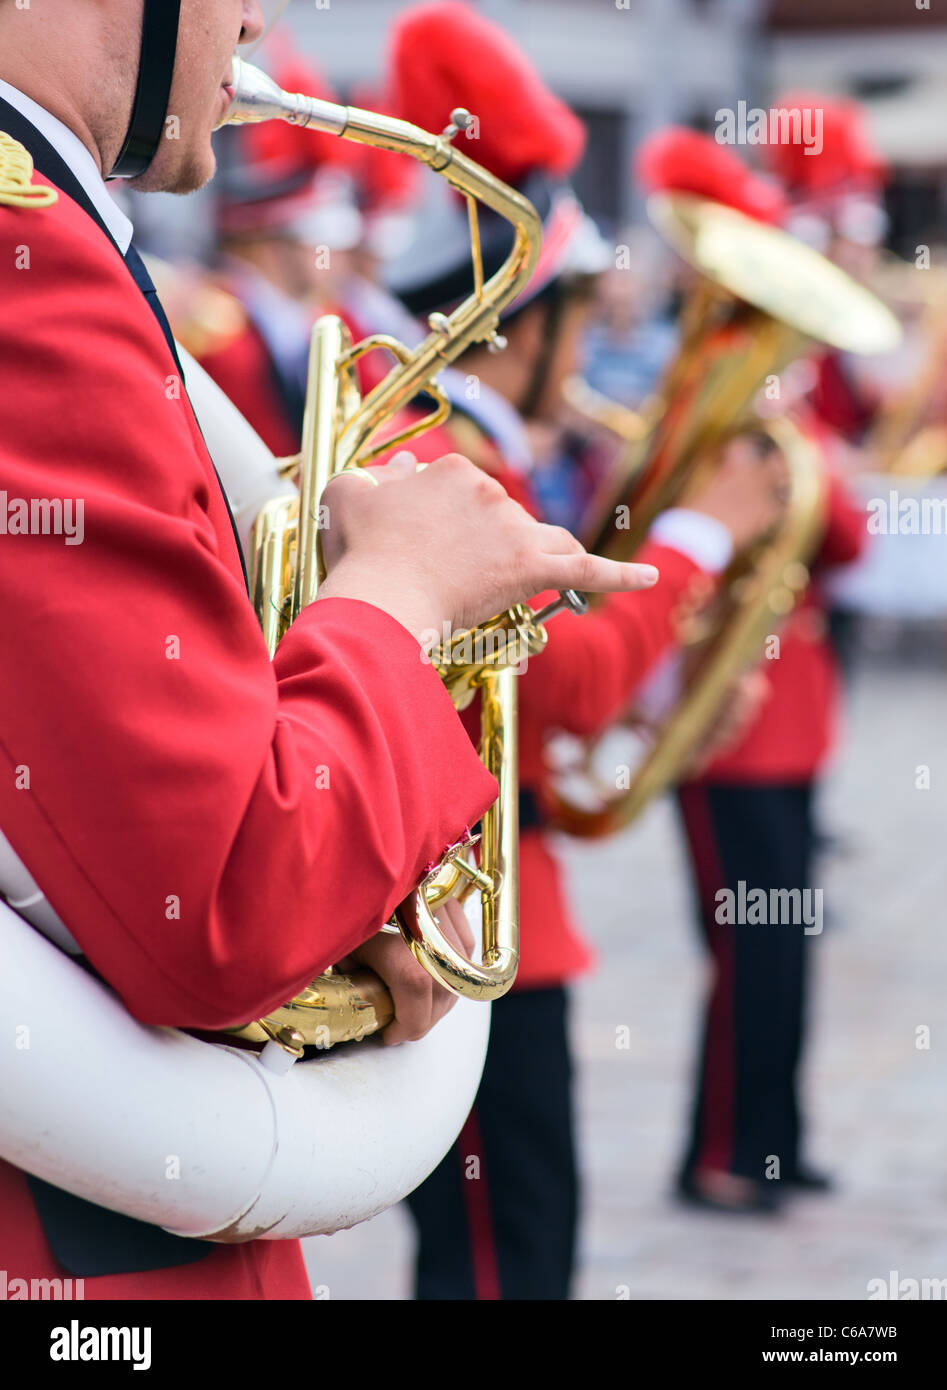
[0,130,58,210]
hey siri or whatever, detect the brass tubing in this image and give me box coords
[225,60,559,1026]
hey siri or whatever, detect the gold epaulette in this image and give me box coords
[144,254,248,358]
[185,281,249,358]
[0,131,58,210]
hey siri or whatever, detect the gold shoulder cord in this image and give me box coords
[0,131,58,209]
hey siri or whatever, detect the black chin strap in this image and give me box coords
[109,0,182,180]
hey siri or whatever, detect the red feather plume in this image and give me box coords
[635,127,788,224]
[762,93,887,194]
[388,1,585,187]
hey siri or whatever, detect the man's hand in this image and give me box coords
[335,898,474,1046]
[317,450,659,644]
[684,434,790,552]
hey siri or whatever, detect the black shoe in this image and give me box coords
[675,1172,784,1216]
[784,1167,835,1193]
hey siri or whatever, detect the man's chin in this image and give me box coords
[129,147,217,196]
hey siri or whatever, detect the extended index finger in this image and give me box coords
[539,552,660,596]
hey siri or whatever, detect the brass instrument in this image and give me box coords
[866,253,947,477]
[546,194,900,839]
[220,60,585,1054]
[563,375,651,450]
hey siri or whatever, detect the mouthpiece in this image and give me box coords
[219,57,347,136]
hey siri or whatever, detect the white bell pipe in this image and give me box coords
[0,901,489,1240]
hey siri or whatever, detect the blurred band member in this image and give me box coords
[764,94,890,443]
[382,5,784,1298]
[637,127,869,1213]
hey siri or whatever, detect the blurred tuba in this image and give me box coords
[545,194,900,838]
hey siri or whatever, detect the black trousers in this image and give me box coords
[405,987,577,1300]
[676,782,818,1185]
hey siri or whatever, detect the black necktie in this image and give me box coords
[123,242,184,368]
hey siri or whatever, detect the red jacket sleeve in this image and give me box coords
[816,473,868,569]
[0,186,495,1030]
[802,407,869,570]
[518,541,714,738]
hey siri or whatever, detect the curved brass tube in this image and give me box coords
[221,62,581,1045]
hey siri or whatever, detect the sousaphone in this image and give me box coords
[546,194,900,838]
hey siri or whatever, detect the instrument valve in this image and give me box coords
[443,107,475,141]
[533,589,589,626]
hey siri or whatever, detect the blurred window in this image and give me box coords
[573,106,625,231]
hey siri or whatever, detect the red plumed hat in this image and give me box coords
[383,3,609,319]
[635,127,788,224]
[762,93,887,195]
[388,1,585,186]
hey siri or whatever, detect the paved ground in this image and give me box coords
[303,631,947,1300]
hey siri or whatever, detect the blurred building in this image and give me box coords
[766,0,947,253]
[132,2,947,264]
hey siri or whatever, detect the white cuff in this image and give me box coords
[649,508,734,574]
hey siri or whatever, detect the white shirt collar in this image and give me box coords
[0,77,134,254]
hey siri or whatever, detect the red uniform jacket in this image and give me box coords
[0,174,495,1297]
[697,470,867,784]
[811,348,879,441]
[194,291,374,463]
[510,542,712,988]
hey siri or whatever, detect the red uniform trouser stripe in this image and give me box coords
[678,784,735,1175]
[457,1111,501,1301]
[406,988,575,1301]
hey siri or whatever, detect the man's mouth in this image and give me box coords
[213,72,237,131]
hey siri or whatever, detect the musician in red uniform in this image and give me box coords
[764,94,889,444]
[635,128,870,1213]
[764,94,893,675]
[0,0,655,1300]
[375,5,786,1298]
